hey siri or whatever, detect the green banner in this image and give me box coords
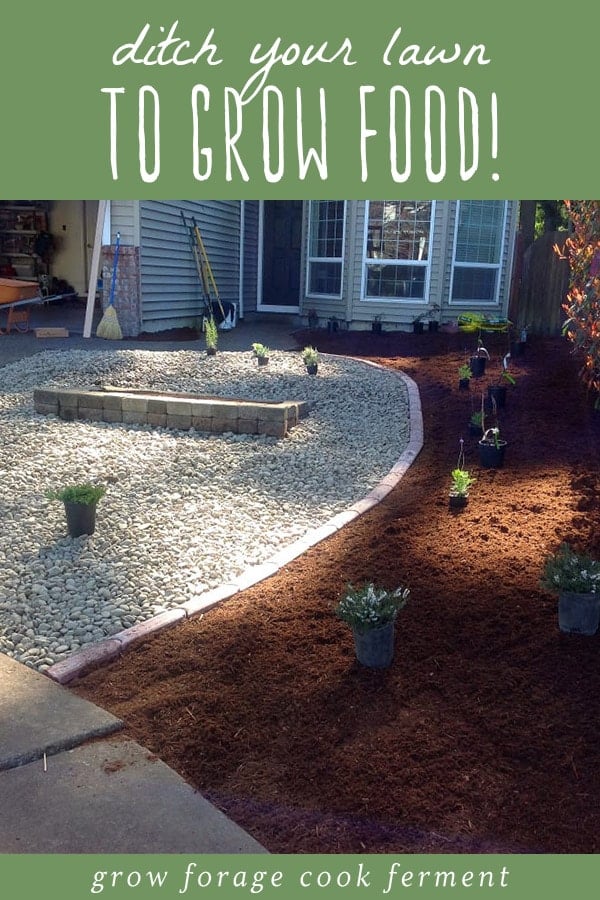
[1,853,600,899]
[2,0,598,197]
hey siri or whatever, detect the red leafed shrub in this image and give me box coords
[556,200,600,407]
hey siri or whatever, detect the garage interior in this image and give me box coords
[0,200,100,334]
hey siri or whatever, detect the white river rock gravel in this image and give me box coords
[0,348,410,671]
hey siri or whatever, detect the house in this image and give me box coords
[0,200,519,336]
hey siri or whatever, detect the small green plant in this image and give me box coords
[46,483,107,505]
[301,346,319,366]
[450,468,476,497]
[497,352,516,385]
[458,364,472,381]
[252,342,270,358]
[541,543,600,595]
[470,411,483,427]
[204,316,218,351]
[335,582,410,634]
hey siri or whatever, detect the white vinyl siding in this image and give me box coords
[138,200,241,332]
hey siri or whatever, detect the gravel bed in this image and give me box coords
[0,348,410,671]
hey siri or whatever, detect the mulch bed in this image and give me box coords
[71,329,600,854]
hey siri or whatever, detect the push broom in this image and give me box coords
[96,231,123,340]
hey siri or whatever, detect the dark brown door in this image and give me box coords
[260,200,302,309]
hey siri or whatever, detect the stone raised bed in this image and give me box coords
[33,386,309,438]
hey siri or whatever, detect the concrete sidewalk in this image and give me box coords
[0,307,302,853]
[0,616,267,854]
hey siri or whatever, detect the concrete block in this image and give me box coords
[258,404,287,422]
[211,419,234,434]
[147,413,167,427]
[102,394,123,410]
[33,388,59,407]
[191,416,213,432]
[81,392,105,409]
[237,417,258,434]
[260,420,287,438]
[102,409,123,424]
[166,414,192,430]
[166,400,192,416]
[121,397,148,413]
[34,402,59,416]
[147,398,167,414]
[122,410,148,426]
[59,408,77,422]
[77,407,99,421]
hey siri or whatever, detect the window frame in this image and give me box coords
[361,200,435,304]
[305,200,347,300]
[449,200,509,307]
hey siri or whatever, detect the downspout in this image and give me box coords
[238,200,245,320]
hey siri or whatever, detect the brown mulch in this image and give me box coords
[71,328,600,854]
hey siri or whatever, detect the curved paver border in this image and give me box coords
[46,361,423,684]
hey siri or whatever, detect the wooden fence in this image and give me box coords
[509,231,570,336]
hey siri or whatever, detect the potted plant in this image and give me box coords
[449,467,476,509]
[335,581,410,668]
[510,323,530,357]
[427,302,441,332]
[412,312,427,334]
[204,316,218,356]
[469,338,490,377]
[468,410,484,437]
[301,345,319,374]
[540,542,600,634]
[307,308,319,331]
[487,353,516,409]
[46,482,107,537]
[372,315,383,334]
[458,363,472,391]
[252,342,270,366]
[478,426,507,468]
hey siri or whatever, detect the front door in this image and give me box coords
[258,200,302,311]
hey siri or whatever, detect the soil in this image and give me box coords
[71,329,600,854]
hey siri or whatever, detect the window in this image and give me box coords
[307,201,345,297]
[363,201,433,301]
[450,201,507,304]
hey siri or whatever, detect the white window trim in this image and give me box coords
[360,200,435,303]
[305,200,346,300]
[448,200,508,307]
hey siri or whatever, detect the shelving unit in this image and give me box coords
[0,202,51,285]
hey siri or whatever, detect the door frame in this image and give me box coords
[256,200,302,313]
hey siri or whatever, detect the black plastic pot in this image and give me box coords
[64,501,97,537]
[206,347,217,356]
[257,356,269,367]
[449,492,468,510]
[428,320,439,333]
[372,321,382,334]
[478,439,507,468]
[305,363,318,375]
[468,421,484,437]
[413,322,424,334]
[469,356,487,377]
[459,378,470,391]
[488,384,508,409]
